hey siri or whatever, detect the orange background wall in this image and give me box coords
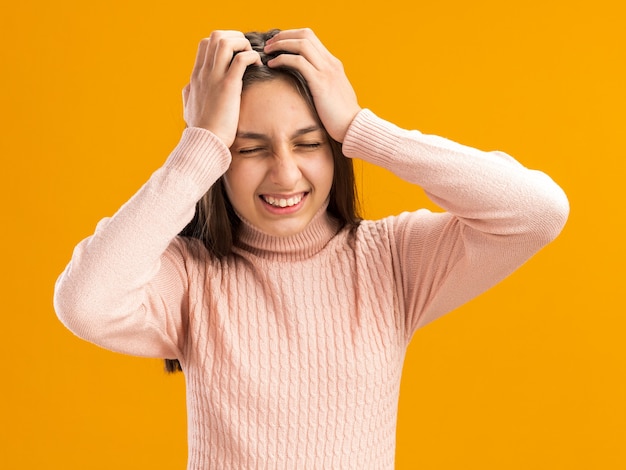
[1,1,624,468]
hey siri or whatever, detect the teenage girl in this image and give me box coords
[54,28,569,469]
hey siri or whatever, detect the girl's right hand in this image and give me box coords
[182,31,261,147]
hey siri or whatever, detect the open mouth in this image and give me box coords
[260,192,308,208]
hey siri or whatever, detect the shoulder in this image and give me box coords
[347,210,457,260]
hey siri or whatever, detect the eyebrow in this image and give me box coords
[236,125,322,140]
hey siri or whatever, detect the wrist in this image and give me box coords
[164,128,232,190]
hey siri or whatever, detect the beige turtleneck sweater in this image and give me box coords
[54,109,569,469]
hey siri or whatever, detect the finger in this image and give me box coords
[266,52,317,76]
[193,31,247,77]
[265,37,322,57]
[229,50,262,72]
[182,84,190,107]
[267,29,326,54]
[211,36,255,75]
[273,41,326,73]
[264,33,327,70]
[266,28,322,47]
[191,37,211,78]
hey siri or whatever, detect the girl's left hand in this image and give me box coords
[264,28,362,143]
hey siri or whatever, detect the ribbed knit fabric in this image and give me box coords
[54,109,569,469]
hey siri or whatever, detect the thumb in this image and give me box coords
[182,84,190,108]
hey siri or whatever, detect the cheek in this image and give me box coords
[309,153,335,190]
[224,162,251,193]
[222,169,244,205]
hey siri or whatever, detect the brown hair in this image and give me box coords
[165,30,361,373]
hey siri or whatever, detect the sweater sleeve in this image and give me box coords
[342,109,569,338]
[53,127,232,359]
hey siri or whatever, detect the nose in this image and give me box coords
[269,149,302,189]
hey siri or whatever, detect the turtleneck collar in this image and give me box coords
[233,200,341,261]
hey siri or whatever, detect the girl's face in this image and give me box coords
[224,77,334,237]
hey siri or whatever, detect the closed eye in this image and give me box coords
[296,142,322,150]
[238,147,265,155]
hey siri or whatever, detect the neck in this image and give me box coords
[234,201,340,261]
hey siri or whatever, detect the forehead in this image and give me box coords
[238,77,319,133]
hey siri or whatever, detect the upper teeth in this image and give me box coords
[263,194,303,207]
